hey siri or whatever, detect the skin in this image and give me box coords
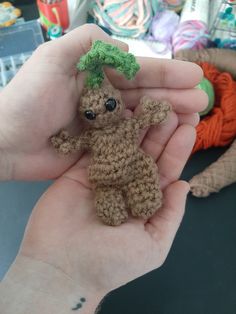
[0,24,208,313]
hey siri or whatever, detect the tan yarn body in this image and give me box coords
[175,48,236,80]
[190,139,236,197]
[51,85,171,225]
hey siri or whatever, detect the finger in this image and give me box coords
[141,111,178,161]
[106,57,203,89]
[145,180,189,261]
[140,111,198,162]
[157,124,196,189]
[178,113,200,126]
[121,87,208,113]
[35,24,128,72]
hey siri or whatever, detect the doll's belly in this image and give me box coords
[88,155,136,186]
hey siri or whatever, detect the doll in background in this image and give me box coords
[175,48,236,196]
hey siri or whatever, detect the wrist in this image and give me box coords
[0,255,106,314]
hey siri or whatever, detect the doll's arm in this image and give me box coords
[51,130,87,154]
[175,48,236,80]
[126,97,171,131]
[190,139,236,197]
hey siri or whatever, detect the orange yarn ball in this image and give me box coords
[193,62,236,153]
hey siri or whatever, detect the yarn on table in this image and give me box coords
[172,0,210,53]
[148,9,179,53]
[90,0,161,38]
[193,62,236,153]
[172,20,209,53]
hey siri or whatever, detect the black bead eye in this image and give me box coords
[84,110,96,120]
[105,98,117,112]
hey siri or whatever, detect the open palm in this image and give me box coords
[20,106,199,298]
[0,24,206,181]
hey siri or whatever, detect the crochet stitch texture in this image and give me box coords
[51,86,171,225]
[51,41,171,225]
[77,40,140,88]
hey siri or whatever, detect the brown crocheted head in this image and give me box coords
[79,85,125,129]
[76,40,140,129]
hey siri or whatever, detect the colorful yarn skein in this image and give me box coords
[172,20,209,53]
[172,0,210,53]
[90,0,161,38]
[148,9,179,53]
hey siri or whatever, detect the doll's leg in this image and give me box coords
[95,186,128,226]
[125,156,162,219]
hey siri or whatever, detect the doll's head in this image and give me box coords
[77,40,140,128]
[79,85,125,128]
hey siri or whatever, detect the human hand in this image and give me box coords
[0,24,207,181]
[0,24,127,180]
[0,54,207,310]
[3,112,197,312]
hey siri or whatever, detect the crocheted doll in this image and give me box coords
[51,40,171,225]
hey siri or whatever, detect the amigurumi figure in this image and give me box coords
[51,40,171,226]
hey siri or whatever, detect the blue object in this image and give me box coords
[0,20,44,89]
[0,20,44,58]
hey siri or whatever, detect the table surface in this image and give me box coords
[0,2,236,314]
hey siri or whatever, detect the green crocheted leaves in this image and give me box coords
[77,40,140,88]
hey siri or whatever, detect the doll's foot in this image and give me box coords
[126,178,162,219]
[124,155,163,219]
[95,187,128,226]
[131,197,162,219]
